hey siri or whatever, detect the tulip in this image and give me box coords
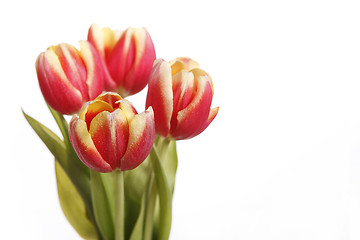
[88,23,156,97]
[36,41,104,115]
[69,92,155,172]
[146,57,219,140]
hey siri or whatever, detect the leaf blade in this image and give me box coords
[129,191,147,240]
[22,110,66,165]
[55,160,99,240]
[90,170,115,240]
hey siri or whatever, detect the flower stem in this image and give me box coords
[115,170,124,240]
[157,137,171,161]
[150,145,172,240]
[143,174,157,240]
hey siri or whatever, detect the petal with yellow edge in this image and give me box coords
[69,116,112,172]
[121,107,155,171]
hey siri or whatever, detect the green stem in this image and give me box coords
[157,138,171,162]
[150,145,172,240]
[143,137,172,240]
[115,170,125,240]
[143,175,157,240]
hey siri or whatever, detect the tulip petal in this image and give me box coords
[87,105,130,170]
[171,57,200,71]
[108,28,156,96]
[36,50,84,115]
[123,28,156,95]
[52,44,89,99]
[172,70,195,111]
[172,75,213,140]
[83,100,114,129]
[170,60,186,76]
[79,40,104,100]
[119,99,138,120]
[89,111,117,169]
[107,28,135,93]
[170,70,195,134]
[87,23,121,59]
[146,60,173,137]
[95,92,123,109]
[191,68,214,94]
[188,106,219,139]
[88,23,106,58]
[121,107,155,171]
[110,110,130,169]
[87,23,119,91]
[69,116,112,172]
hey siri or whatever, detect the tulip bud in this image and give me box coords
[146,57,219,140]
[69,92,155,172]
[36,41,104,115]
[88,23,156,97]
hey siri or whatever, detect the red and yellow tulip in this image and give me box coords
[88,23,156,97]
[69,92,155,172]
[146,57,219,140]
[36,41,104,115]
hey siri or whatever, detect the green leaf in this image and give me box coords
[150,147,172,240]
[123,156,152,239]
[124,192,142,240]
[47,107,94,218]
[24,109,98,237]
[90,170,115,240]
[48,106,70,147]
[124,155,152,203]
[22,110,67,165]
[55,160,99,240]
[129,191,147,240]
[48,106,90,178]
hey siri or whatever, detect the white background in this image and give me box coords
[1,0,360,239]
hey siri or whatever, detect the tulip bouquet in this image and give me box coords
[23,23,218,240]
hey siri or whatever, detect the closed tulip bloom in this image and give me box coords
[88,23,156,97]
[36,41,104,115]
[146,57,219,140]
[69,92,155,172]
